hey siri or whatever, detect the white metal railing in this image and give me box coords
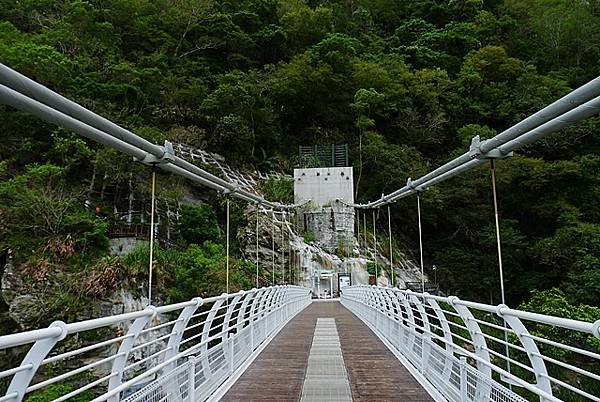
[0,286,311,402]
[341,285,600,402]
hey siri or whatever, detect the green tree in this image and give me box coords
[0,164,108,256]
[178,204,221,245]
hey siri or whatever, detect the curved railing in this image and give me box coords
[341,285,600,402]
[0,286,311,402]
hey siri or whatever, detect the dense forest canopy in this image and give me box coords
[0,0,599,314]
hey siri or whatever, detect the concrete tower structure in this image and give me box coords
[293,145,354,298]
[294,166,355,250]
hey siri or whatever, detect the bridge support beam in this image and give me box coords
[448,296,492,401]
[497,306,553,399]
[163,298,203,373]
[5,321,68,402]
[107,307,156,402]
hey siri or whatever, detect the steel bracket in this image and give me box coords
[136,140,176,165]
[470,135,514,160]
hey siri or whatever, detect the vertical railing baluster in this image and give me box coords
[460,356,468,402]
[187,356,196,402]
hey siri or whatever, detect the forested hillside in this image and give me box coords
[1,0,599,322]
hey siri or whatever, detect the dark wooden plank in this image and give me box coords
[219,305,317,401]
[219,301,433,402]
[335,304,434,402]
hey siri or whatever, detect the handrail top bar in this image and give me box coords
[353,285,600,338]
[0,286,297,349]
[342,285,599,402]
[0,327,64,350]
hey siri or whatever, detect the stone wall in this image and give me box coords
[303,205,354,250]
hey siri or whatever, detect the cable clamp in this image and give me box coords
[137,141,176,165]
[469,135,513,160]
[223,184,241,195]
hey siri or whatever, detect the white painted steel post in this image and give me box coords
[163,298,203,372]
[236,290,254,330]
[187,356,196,402]
[260,287,276,336]
[387,288,402,349]
[228,333,234,374]
[398,292,417,358]
[448,297,492,400]
[409,293,431,374]
[222,292,243,374]
[381,288,394,338]
[199,298,226,386]
[248,289,265,350]
[460,356,468,402]
[500,310,552,397]
[288,219,292,284]
[425,297,455,384]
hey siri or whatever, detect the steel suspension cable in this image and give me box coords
[372,210,378,283]
[288,220,292,285]
[226,197,230,295]
[0,64,311,211]
[417,193,425,293]
[350,77,600,209]
[271,210,275,286]
[148,169,156,304]
[363,211,367,253]
[490,161,506,305]
[388,205,394,287]
[490,160,513,385]
[256,205,260,288]
[281,212,285,284]
[356,210,361,249]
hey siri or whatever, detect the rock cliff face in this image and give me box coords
[238,205,425,296]
[0,253,171,377]
[1,258,148,331]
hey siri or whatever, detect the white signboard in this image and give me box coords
[339,275,351,288]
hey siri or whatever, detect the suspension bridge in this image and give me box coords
[0,63,599,401]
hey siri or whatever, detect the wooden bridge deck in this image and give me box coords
[220,301,434,401]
